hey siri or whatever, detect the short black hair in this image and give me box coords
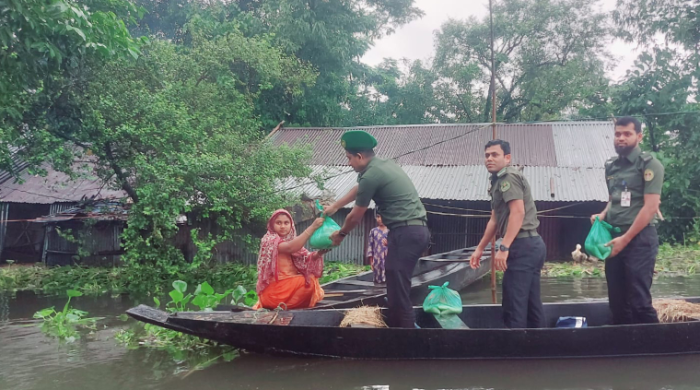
[348,148,375,158]
[615,116,642,134]
[484,139,511,155]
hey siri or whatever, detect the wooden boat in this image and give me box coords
[313,245,492,310]
[219,245,493,311]
[126,297,700,360]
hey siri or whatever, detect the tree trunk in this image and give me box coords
[103,142,139,203]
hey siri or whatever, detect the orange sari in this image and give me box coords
[253,209,325,310]
[254,253,324,309]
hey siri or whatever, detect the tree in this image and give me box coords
[0,0,146,174]
[614,0,700,58]
[128,0,424,128]
[10,19,317,282]
[433,0,610,122]
[343,59,441,125]
[588,0,700,242]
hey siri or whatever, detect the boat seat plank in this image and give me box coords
[335,280,378,287]
[433,313,470,329]
[321,288,384,294]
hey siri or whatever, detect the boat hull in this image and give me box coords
[127,298,700,360]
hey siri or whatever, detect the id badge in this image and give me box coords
[621,191,631,207]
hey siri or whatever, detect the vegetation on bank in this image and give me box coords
[2,244,697,296]
[0,261,369,296]
[542,244,700,278]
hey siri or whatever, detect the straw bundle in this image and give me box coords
[339,306,388,328]
[653,299,700,323]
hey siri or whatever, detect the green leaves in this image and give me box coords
[33,290,102,342]
[232,285,247,303]
[169,289,184,304]
[243,291,258,307]
[199,282,215,295]
[172,280,187,294]
[0,0,145,116]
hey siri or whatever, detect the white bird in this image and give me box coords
[572,244,588,263]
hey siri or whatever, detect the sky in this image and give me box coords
[361,0,640,83]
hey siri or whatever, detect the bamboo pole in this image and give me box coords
[489,0,498,305]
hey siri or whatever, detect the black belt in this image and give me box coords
[516,230,539,239]
[388,219,427,230]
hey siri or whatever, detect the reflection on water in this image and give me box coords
[2,275,700,390]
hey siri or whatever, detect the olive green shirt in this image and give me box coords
[605,146,664,227]
[489,166,540,237]
[355,158,427,227]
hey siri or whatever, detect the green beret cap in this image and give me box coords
[341,130,377,151]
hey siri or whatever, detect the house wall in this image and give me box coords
[0,202,50,263]
[423,199,606,261]
[44,220,124,267]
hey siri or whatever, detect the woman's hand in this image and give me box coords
[311,217,325,230]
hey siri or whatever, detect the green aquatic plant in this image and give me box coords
[33,289,103,342]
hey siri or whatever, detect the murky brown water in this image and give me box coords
[2,275,700,390]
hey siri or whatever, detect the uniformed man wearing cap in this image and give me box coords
[324,130,430,328]
[591,116,664,324]
[469,139,546,328]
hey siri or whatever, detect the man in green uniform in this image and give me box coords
[591,116,664,324]
[324,130,430,328]
[469,139,546,328]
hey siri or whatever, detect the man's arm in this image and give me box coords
[476,211,497,251]
[339,205,368,235]
[501,200,525,248]
[624,194,660,240]
[330,172,378,245]
[324,186,358,216]
[470,211,496,269]
[591,199,611,224]
[626,158,664,240]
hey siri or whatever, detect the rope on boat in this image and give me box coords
[252,302,288,324]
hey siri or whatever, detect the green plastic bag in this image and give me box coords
[423,282,463,316]
[584,217,621,261]
[309,200,341,250]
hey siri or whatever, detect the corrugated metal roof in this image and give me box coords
[524,166,608,203]
[0,163,127,204]
[552,122,616,167]
[272,122,615,168]
[282,165,608,204]
[0,147,30,185]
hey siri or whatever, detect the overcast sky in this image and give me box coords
[361,0,639,83]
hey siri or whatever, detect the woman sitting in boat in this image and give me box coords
[253,209,329,310]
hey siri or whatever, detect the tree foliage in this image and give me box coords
[5,0,700,261]
[584,0,700,242]
[0,0,147,173]
[434,0,610,122]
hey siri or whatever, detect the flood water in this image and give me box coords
[3,276,700,390]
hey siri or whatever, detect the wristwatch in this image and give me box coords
[499,244,509,252]
[339,231,348,237]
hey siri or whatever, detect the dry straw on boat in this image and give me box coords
[339,305,388,328]
[653,299,700,323]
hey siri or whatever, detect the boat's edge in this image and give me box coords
[125,304,194,334]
